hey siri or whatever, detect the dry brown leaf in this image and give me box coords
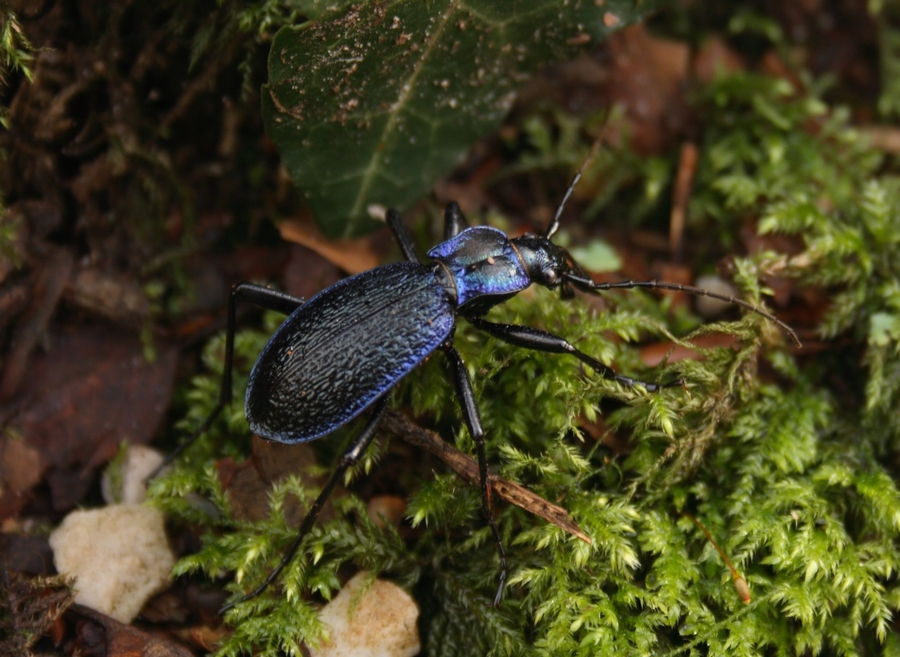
[278,217,380,275]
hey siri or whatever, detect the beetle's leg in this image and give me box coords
[441,342,508,607]
[443,202,470,240]
[386,209,421,263]
[467,316,684,391]
[221,394,390,613]
[387,203,469,260]
[148,284,307,480]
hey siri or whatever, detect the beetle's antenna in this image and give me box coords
[563,272,801,347]
[545,139,603,241]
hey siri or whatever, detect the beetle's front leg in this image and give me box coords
[467,316,684,391]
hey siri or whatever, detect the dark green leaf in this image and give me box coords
[263,0,658,237]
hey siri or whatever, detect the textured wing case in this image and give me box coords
[245,262,454,443]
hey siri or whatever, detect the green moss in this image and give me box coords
[152,28,900,657]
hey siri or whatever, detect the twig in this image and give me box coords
[860,125,900,153]
[669,141,698,263]
[0,247,73,400]
[382,410,591,544]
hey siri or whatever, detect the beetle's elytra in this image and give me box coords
[247,262,454,443]
[156,160,800,612]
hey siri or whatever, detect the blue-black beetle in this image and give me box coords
[159,161,799,611]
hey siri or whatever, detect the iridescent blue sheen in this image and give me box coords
[245,262,455,443]
[427,226,531,307]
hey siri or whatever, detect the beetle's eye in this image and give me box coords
[542,268,559,286]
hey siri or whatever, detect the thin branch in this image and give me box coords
[382,409,591,544]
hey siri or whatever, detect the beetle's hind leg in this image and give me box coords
[442,343,508,607]
[467,316,684,391]
[221,394,391,612]
[148,284,307,480]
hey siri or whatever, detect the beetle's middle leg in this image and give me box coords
[385,203,472,261]
[221,394,391,612]
[466,316,685,391]
[386,209,421,263]
[442,202,470,239]
[441,342,508,607]
[148,284,308,480]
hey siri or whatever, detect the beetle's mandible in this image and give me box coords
[155,158,800,612]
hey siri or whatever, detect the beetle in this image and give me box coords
[158,160,800,612]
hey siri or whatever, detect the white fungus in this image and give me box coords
[49,504,174,623]
[310,572,420,657]
[101,444,166,504]
[694,274,738,317]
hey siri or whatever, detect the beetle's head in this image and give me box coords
[512,228,803,349]
[510,234,588,299]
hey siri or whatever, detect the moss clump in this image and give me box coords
[153,29,900,657]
